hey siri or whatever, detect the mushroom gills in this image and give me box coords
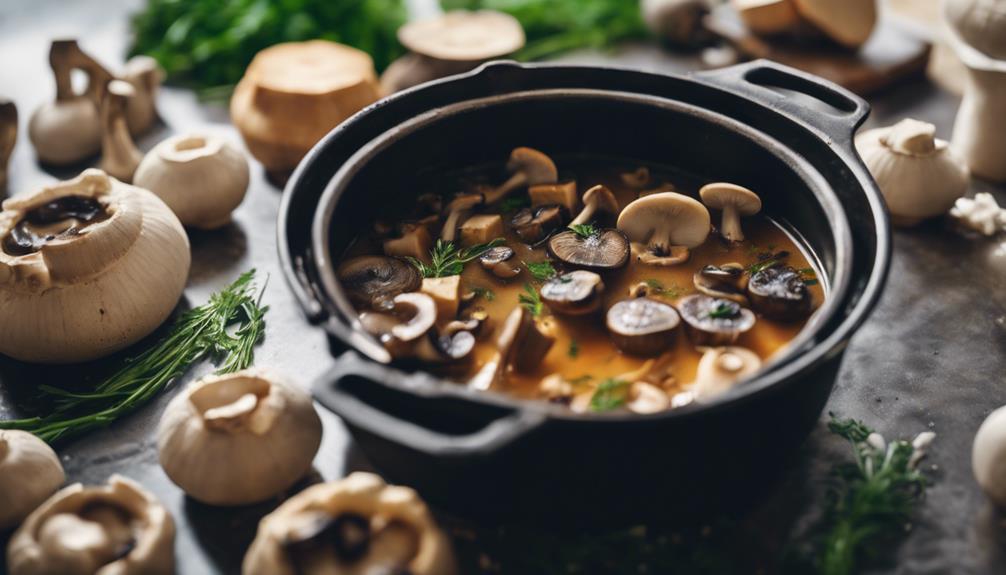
[3,196,109,256]
[747,264,812,321]
[337,256,422,310]
[677,294,756,346]
[606,297,681,356]
[546,229,630,271]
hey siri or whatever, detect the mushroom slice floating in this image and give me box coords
[441,193,484,242]
[479,245,521,279]
[468,306,555,390]
[337,255,422,310]
[747,264,812,321]
[243,472,457,575]
[511,204,567,245]
[362,292,476,364]
[694,263,748,304]
[570,185,619,227]
[677,295,756,346]
[547,228,630,271]
[606,298,682,356]
[483,147,558,204]
[691,346,762,401]
[7,475,175,575]
[540,270,605,315]
[700,183,761,242]
[617,192,711,266]
[0,430,65,530]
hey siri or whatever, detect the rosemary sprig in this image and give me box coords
[569,223,598,238]
[524,260,557,282]
[518,283,544,317]
[0,271,268,444]
[408,238,505,278]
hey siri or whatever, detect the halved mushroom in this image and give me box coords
[441,193,484,242]
[361,292,474,363]
[606,297,682,356]
[747,264,812,321]
[617,192,711,266]
[547,229,630,271]
[620,167,651,189]
[468,306,555,390]
[570,185,619,227]
[700,183,762,242]
[540,270,605,315]
[529,180,579,213]
[691,346,762,401]
[384,222,433,262]
[677,294,756,346]
[694,263,748,304]
[511,204,567,245]
[484,147,558,204]
[338,256,422,310]
[479,245,520,279]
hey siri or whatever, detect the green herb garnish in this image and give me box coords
[568,339,579,358]
[525,260,557,282]
[1,271,268,444]
[748,258,783,275]
[644,278,684,299]
[706,301,737,320]
[569,375,593,387]
[569,223,598,238]
[799,267,819,287]
[408,238,505,278]
[499,195,530,213]
[590,378,630,412]
[470,285,495,302]
[518,283,544,317]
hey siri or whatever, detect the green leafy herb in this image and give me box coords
[799,267,819,287]
[569,375,593,387]
[1,271,268,444]
[519,283,544,317]
[129,0,407,94]
[524,260,557,282]
[590,378,630,412]
[644,278,684,299]
[748,258,783,275]
[568,339,579,358]
[470,285,495,302]
[569,223,598,238]
[408,238,504,278]
[499,195,530,214]
[706,301,737,320]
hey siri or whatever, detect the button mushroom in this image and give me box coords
[337,255,422,310]
[479,245,521,279]
[0,430,65,530]
[690,346,762,401]
[483,147,558,204]
[606,297,682,356]
[441,193,484,242]
[694,263,748,304]
[511,204,568,245]
[677,294,756,346]
[570,185,619,227]
[700,183,762,242]
[547,228,630,271]
[468,306,555,390]
[747,264,812,321]
[617,192,711,266]
[540,270,605,315]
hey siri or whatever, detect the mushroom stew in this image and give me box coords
[336,150,824,414]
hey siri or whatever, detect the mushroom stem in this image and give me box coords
[203,393,260,432]
[719,204,744,242]
[484,171,527,204]
[569,203,597,227]
[50,40,112,103]
[99,81,142,183]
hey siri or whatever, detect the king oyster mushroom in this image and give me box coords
[243,472,457,575]
[689,346,762,402]
[337,255,422,310]
[617,192,711,266]
[0,430,65,530]
[570,185,619,227]
[511,204,567,245]
[540,270,605,315]
[694,263,748,304]
[677,295,756,346]
[478,245,521,279]
[483,147,558,204]
[157,368,323,506]
[700,183,762,242]
[547,228,630,271]
[469,306,555,390]
[747,264,812,321]
[606,297,682,356]
[441,193,484,242]
[7,475,175,575]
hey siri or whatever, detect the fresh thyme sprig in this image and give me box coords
[408,238,505,278]
[518,283,544,317]
[0,271,268,444]
[524,260,557,282]
[569,223,598,239]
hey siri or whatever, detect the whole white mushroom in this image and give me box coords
[973,405,1006,506]
[0,430,65,530]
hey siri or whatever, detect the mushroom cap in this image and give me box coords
[606,297,681,356]
[699,183,762,216]
[506,147,558,185]
[398,10,525,62]
[677,294,756,346]
[391,292,438,342]
[479,245,515,266]
[337,256,422,310]
[0,430,66,530]
[511,204,567,245]
[693,263,748,304]
[582,185,620,214]
[617,192,711,248]
[692,346,762,401]
[546,229,630,271]
[747,264,812,321]
[540,270,605,315]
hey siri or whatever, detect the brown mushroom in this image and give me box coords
[338,256,422,310]
[606,297,682,356]
[483,147,558,204]
[700,183,762,242]
[540,271,605,315]
[747,264,812,321]
[677,294,756,346]
[617,192,711,266]
[384,222,433,262]
[440,193,484,242]
[468,306,554,390]
[478,246,521,279]
[570,185,619,227]
[511,204,567,245]
[547,228,630,271]
[693,263,748,304]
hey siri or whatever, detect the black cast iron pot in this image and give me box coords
[279,60,890,526]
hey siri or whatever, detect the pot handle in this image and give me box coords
[695,60,870,143]
[313,353,547,459]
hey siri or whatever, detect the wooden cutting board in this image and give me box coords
[705,5,932,96]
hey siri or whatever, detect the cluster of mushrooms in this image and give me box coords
[339,146,815,413]
[1,370,457,575]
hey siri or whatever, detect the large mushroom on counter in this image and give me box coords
[0,430,65,530]
[511,204,567,245]
[747,264,812,321]
[690,346,762,402]
[468,306,555,390]
[699,183,761,242]
[606,297,682,356]
[540,270,605,315]
[337,255,422,310]
[617,192,710,266]
[677,294,756,346]
[547,228,630,271]
[569,185,619,227]
[694,263,748,304]
[483,147,558,204]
